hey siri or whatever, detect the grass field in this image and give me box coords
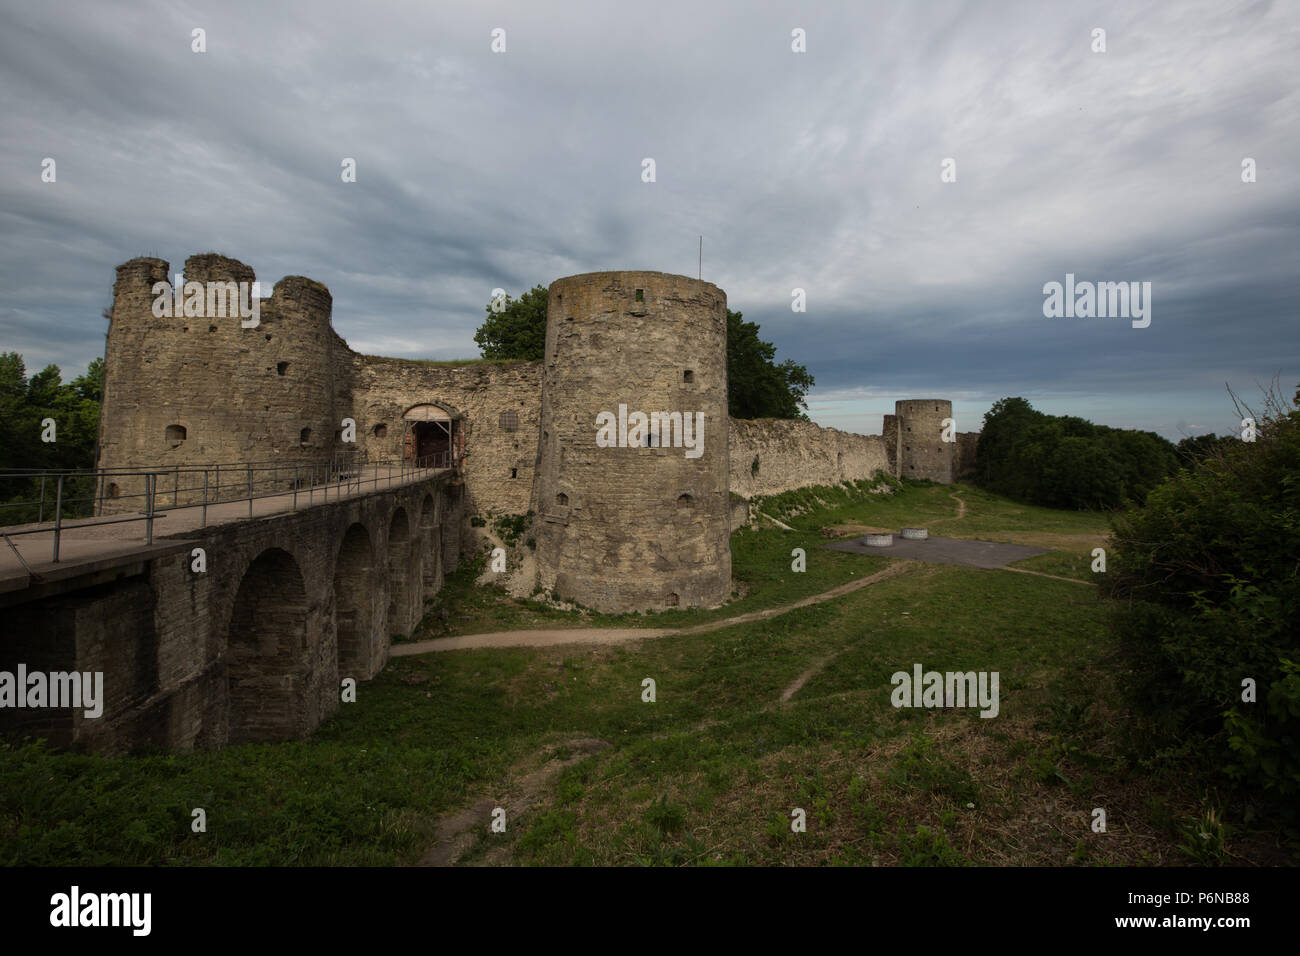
[0,481,1288,866]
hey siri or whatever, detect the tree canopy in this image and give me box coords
[472,285,548,361]
[725,309,813,420]
[974,396,1179,509]
[0,353,103,523]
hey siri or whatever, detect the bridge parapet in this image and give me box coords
[0,452,454,579]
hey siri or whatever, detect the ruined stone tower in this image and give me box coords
[893,399,955,482]
[98,254,345,509]
[531,271,731,612]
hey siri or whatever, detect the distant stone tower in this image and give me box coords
[531,271,731,612]
[97,254,343,510]
[894,399,954,482]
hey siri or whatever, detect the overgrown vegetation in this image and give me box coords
[491,512,533,548]
[1102,382,1300,836]
[750,472,897,524]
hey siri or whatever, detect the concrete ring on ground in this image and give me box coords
[899,527,929,540]
[863,533,894,547]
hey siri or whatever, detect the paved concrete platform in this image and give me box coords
[822,534,1047,569]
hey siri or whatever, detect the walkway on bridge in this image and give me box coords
[0,463,450,594]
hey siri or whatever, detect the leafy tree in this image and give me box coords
[26,364,62,408]
[1175,431,1237,464]
[974,397,1039,490]
[70,357,104,403]
[0,352,25,398]
[974,396,1178,509]
[0,353,103,525]
[0,352,43,479]
[472,285,548,361]
[725,310,813,420]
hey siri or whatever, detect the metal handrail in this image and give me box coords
[0,449,455,565]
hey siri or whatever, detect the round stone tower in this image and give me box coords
[532,271,731,613]
[894,399,954,482]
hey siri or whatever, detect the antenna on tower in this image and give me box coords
[698,235,702,280]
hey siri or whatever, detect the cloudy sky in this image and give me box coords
[2,0,1296,440]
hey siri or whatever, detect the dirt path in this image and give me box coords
[416,737,611,867]
[392,627,675,655]
[392,561,919,656]
[927,491,967,528]
[756,510,795,530]
[780,654,840,702]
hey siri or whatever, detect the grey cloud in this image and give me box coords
[0,0,1295,438]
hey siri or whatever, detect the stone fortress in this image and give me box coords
[98,253,979,615]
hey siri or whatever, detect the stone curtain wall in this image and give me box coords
[729,418,892,499]
[97,251,963,563]
[955,431,980,481]
[97,251,543,525]
[882,414,900,473]
[349,355,543,518]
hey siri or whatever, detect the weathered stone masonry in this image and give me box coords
[532,272,732,613]
[98,253,976,541]
[0,475,460,753]
[1,253,985,753]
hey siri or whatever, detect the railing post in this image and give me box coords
[96,470,105,517]
[215,463,221,504]
[38,476,45,524]
[173,466,179,507]
[247,463,253,518]
[202,470,209,527]
[145,473,156,545]
[293,465,299,510]
[52,474,64,562]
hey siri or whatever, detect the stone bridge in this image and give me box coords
[0,467,463,753]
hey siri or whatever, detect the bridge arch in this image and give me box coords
[420,493,441,599]
[386,507,413,636]
[334,523,378,680]
[227,547,310,744]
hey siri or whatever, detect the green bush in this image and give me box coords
[490,511,532,547]
[1224,658,1300,812]
[1102,384,1300,831]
